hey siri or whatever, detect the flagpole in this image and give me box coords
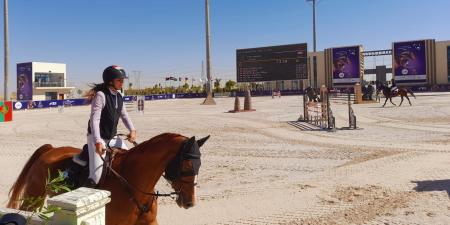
[3,0,10,100]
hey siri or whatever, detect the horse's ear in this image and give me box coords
[187,136,196,146]
[197,135,210,148]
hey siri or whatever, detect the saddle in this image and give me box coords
[63,144,126,189]
[390,86,398,94]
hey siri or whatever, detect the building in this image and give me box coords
[257,39,450,90]
[435,40,450,85]
[17,62,75,101]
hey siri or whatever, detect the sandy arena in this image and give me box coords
[1,94,450,225]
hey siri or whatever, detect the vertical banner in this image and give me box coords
[137,96,145,113]
[393,40,427,84]
[332,46,363,86]
[17,63,33,100]
[0,101,13,122]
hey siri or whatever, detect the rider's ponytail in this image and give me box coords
[84,83,107,103]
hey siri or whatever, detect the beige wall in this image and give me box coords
[32,62,67,86]
[33,88,72,100]
[435,40,450,84]
[307,51,326,88]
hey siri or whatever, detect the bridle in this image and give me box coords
[100,135,200,216]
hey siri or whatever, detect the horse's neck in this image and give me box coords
[118,139,182,191]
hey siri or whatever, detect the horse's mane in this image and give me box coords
[110,133,186,174]
[127,133,185,154]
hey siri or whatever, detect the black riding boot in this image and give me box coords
[82,178,98,189]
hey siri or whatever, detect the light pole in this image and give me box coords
[306,0,317,52]
[306,0,318,88]
[202,0,216,105]
[3,0,9,100]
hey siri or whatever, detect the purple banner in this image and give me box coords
[12,93,208,110]
[13,99,88,110]
[393,40,427,83]
[332,46,361,86]
[123,96,137,102]
[17,63,33,100]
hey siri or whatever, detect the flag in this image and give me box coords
[0,101,13,122]
[165,77,170,81]
[185,77,188,81]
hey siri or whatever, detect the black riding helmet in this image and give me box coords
[103,65,128,84]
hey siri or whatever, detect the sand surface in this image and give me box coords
[1,93,450,225]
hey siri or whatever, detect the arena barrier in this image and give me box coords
[12,93,207,111]
[272,91,281,98]
[329,90,358,129]
[347,91,358,129]
[300,87,335,131]
[0,188,110,225]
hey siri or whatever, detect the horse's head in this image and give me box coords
[164,135,210,209]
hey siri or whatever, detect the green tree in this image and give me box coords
[225,80,236,92]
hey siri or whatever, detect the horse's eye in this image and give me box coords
[182,161,193,171]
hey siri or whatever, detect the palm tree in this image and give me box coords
[214,78,222,92]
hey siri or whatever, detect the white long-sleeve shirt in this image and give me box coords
[90,88,135,144]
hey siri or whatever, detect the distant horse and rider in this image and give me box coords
[305,79,416,108]
[304,87,320,102]
[377,79,416,107]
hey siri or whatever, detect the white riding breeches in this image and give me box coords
[87,134,128,184]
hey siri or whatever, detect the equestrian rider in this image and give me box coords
[390,78,398,95]
[85,65,137,187]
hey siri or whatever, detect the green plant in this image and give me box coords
[20,169,71,224]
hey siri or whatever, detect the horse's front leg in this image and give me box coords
[406,96,412,106]
[399,96,404,106]
[389,97,396,106]
[382,97,388,107]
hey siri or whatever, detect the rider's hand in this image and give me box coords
[128,130,137,143]
[95,142,105,155]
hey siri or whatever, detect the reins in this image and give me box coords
[99,134,180,215]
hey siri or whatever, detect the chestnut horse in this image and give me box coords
[378,84,416,107]
[7,133,209,225]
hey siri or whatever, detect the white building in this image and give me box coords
[17,62,75,100]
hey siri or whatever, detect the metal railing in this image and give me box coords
[34,82,65,88]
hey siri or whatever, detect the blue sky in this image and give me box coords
[1,0,449,91]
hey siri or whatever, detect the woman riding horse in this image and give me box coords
[84,65,137,187]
